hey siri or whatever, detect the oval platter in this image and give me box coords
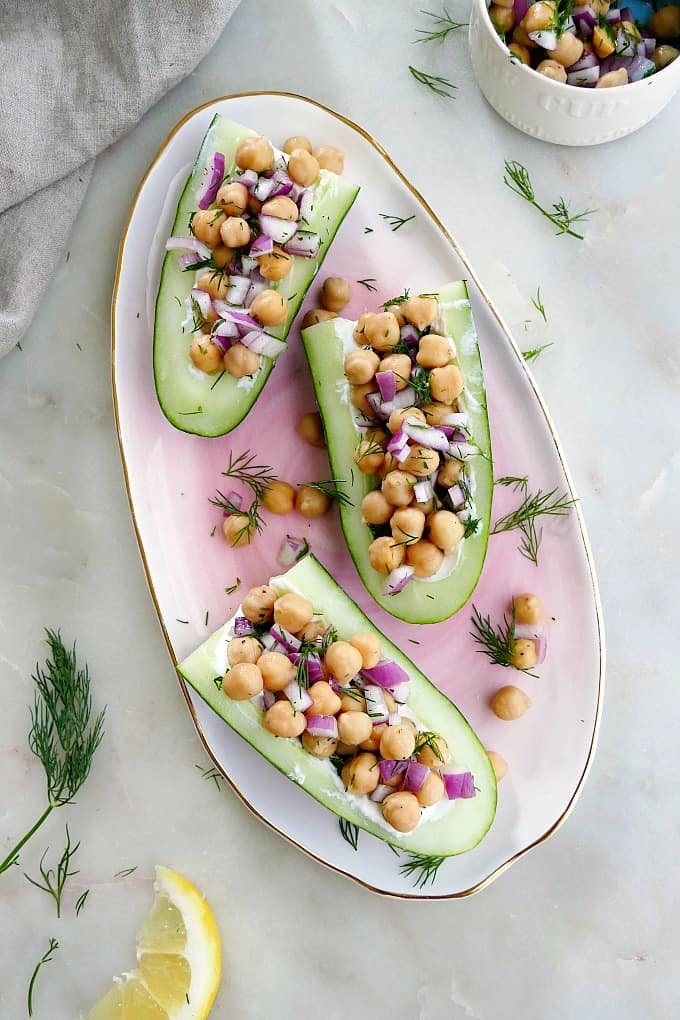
[112,92,605,899]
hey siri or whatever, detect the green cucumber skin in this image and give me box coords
[301,281,493,624]
[153,114,359,438]
[178,554,497,858]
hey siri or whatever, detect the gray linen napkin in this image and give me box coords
[0,0,241,359]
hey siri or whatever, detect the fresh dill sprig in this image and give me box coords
[114,866,138,879]
[379,213,416,232]
[339,818,360,851]
[492,478,575,565]
[400,852,447,888]
[387,843,401,857]
[75,889,90,916]
[28,938,59,1017]
[189,296,208,334]
[409,367,431,403]
[531,287,548,322]
[415,7,467,42]
[0,632,105,878]
[383,288,411,308]
[364,226,374,234]
[357,278,378,292]
[409,65,457,98]
[224,578,241,596]
[503,161,596,240]
[302,479,354,507]
[210,450,278,546]
[463,516,480,538]
[195,763,223,790]
[414,731,446,763]
[23,826,80,918]
[522,343,554,363]
[470,603,538,674]
[495,475,528,490]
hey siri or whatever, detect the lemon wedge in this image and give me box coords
[87,866,221,1019]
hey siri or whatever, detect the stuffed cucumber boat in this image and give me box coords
[179,555,496,857]
[301,281,493,624]
[154,115,359,437]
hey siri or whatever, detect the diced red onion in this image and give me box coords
[567,66,599,86]
[449,441,477,460]
[213,305,260,337]
[211,333,233,354]
[399,324,420,346]
[289,182,306,203]
[380,386,417,417]
[568,50,599,71]
[369,784,393,803]
[270,626,302,652]
[387,430,409,455]
[298,189,315,223]
[240,330,286,360]
[390,682,410,704]
[376,371,397,403]
[443,770,476,800]
[262,689,277,711]
[233,615,254,636]
[615,27,636,56]
[378,759,409,784]
[232,169,258,189]
[197,151,226,210]
[393,446,410,464]
[283,230,321,259]
[270,170,294,197]
[365,391,387,421]
[563,14,576,32]
[573,4,597,35]
[277,534,309,567]
[189,288,211,317]
[273,150,289,173]
[226,276,251,306]
[620,5,634,21]
[213,319,240,338]
[513,0,529,22]
[178,252,202,270]
[535,635,548,664]
[304,713,338,739]
[413,479,434,504]
[249,234,274,258]
[283,680,312,713]
[166,236,212,259]
[402,420,449,452]
[362,659,410,689]
[529,28,557,48]
[440,411,468,429]
[288,653,324,684]
[628,54,655,81]
[259,631,278,652]
[403,761,429,794]
[388,712,402,727]
[448,483,465,509]
[644,36,656,56]
[259,215,298,244]
[456,507,472,524]
[328,676,341,694]
[221,489,243,513]
[383,566,416,597]
[240,254,258,277]
[245,278,268,307]
[364,685,389,724]
[253,176,275,202]
[513,621,545,640]
[605,7,622,21]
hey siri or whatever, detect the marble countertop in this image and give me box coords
[1,1,678,1016]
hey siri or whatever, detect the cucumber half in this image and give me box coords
[178,554,496,857]
[154,114,359,437]
[301,281,493,624]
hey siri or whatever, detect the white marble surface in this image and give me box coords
[1,1,678,1016]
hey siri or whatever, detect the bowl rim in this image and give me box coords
[473,0,680,97]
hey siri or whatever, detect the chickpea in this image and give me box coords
[490,685,531,720]
[222,661,263,700]
[283,134,312,154]
[487,750,508,782]
[379,724,416,761]
[307,680,343,716]
[340,688,366,713]
[649,5,680,38]
[235,135,274,173]
[262,479,295,515]
[428,510,465,554]
[313,145,345,174]
[381,470,416,507]
[224,343,260,378]
[352,313,374,344]
[258,651,296,691]
[349,632,381,670]
[390,507,425,546]
[344,348,379,385]
[261,195,299,221]
[510,638,538,670]
[437,458,464,488]
[211,244,233,268]
[354,437,384,474]
[652,44,679,70]
[490,4,515,31]
[429,364,464,404]
[202,303,220,331]
[228,636,262,666]
[421,402,455,427]
[360,723,387,752]
[363,312,401,352]
[403,445,440,478]
[299,619,327,643]
[593,24,616,58]
[242,585,276,624]
[592,0,609,12]
[263,700,307,738]
[416,734,449,768]
[302,308,337,329]
[196,271,212,293]
[349,383,378,416]
[417,334,451,369]
[250,289,288,327]
[536,59,568,83]
[512,24,537,47]
[191,208,225,247]
[368,535,405,575]
[360,490,392,527]
[258,246,293,282]
[287,148,320,187]
[513,593,543,626]
[494,0,514,8]
[297,411,326,448]
[247,194,262,215]
[218,216,250,249]
[336,741,358,756]
[337,711,372,746]
[521,0,554,32]
[382,791,421,832]
[206,273,230,302]
[379,353,412,392]
[296,485,331,518]
[325,641,364,685]
[596,68,629,87]
[222,513,254,547]
[405,539,444,578]
[388,405,426,434]
[417,771,446,807]
[273,592,313,633]
[508,42,531,64]
[321,277,352,312]
[378,452,398,478]
[551,31,583,67]
[413,491,441,516]
[216,182,248,216]
[301,732,338,757]
[189,336,223,374]
[401,296,438,331]
[341,752,380,795]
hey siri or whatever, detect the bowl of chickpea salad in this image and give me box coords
[469,0,680,143]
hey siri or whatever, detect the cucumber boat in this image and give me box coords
[179,555,497,857]
[301,281,493,624]
[154,115,359,437]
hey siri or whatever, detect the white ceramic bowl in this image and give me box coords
[469,0,680,145]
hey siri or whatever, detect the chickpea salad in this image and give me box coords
[491,0,679,86]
